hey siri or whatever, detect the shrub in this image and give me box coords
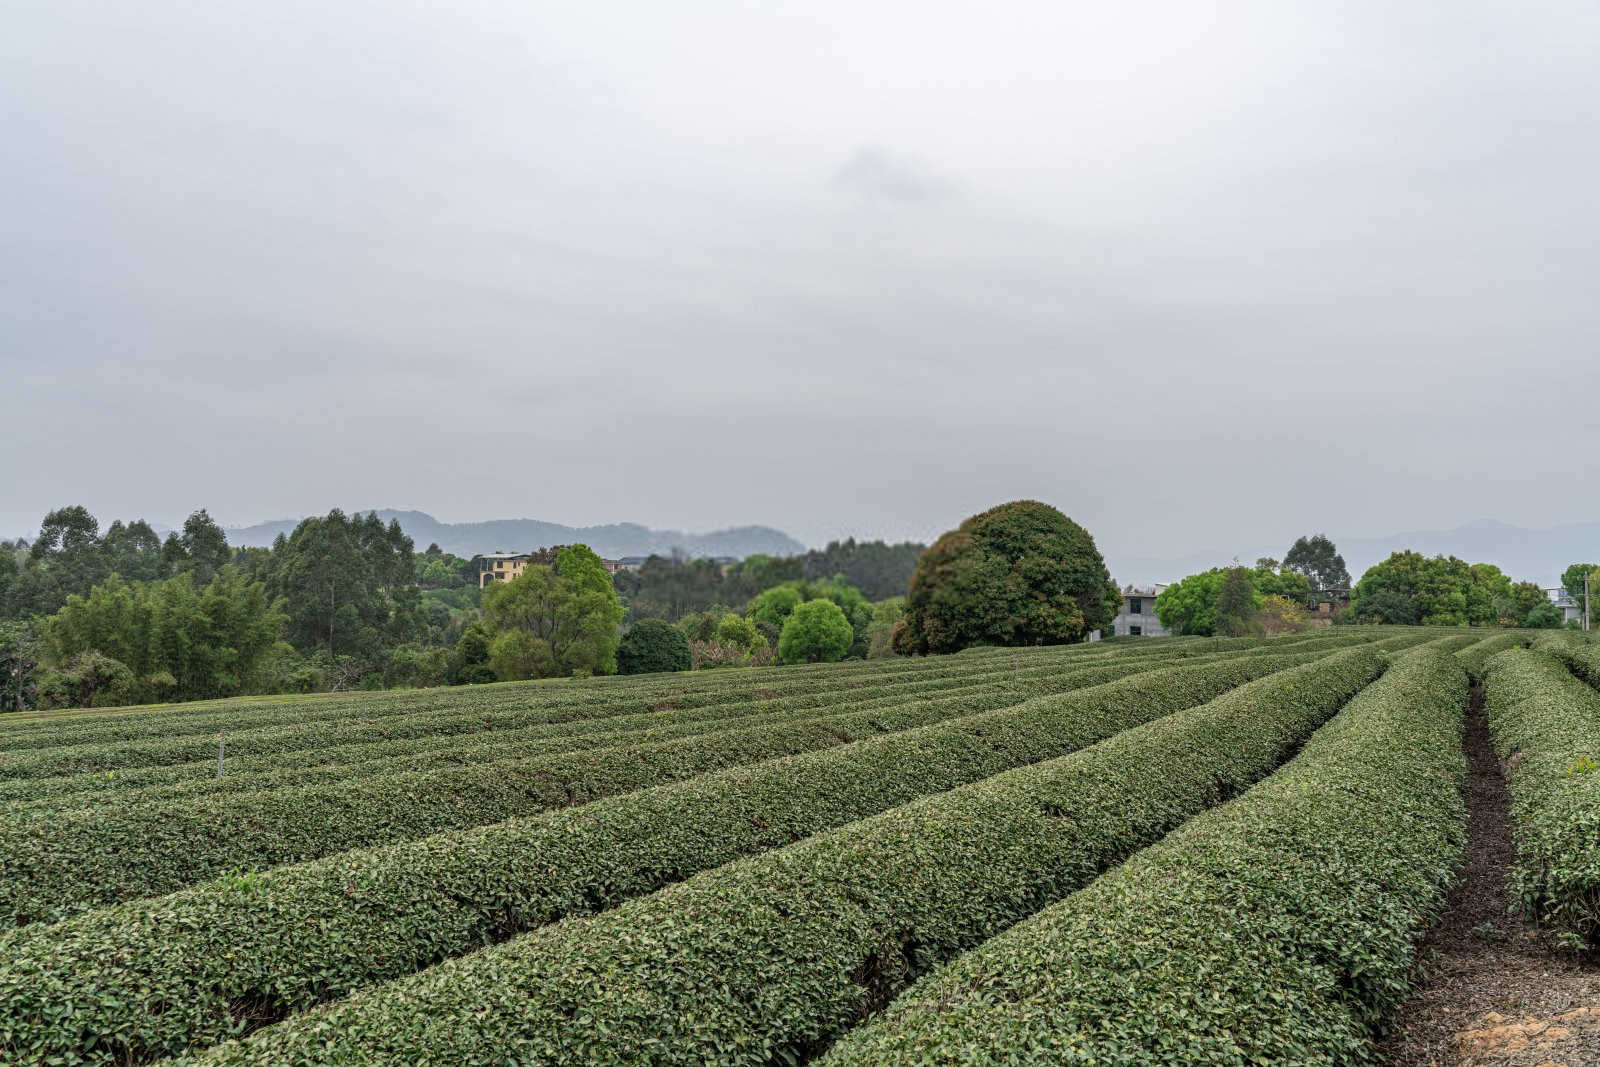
[895,501,1117,654]
[0,644,1361,1063]
[7,643,1265,925]
[826,647,1466,1064]
[714,614,764,652]
[1484,648,1600,943]
[1255,593,1308,635]
[616,620,691,675]
[187,648,1387,1065]
[777,600,854,663]
[689,640,774,670]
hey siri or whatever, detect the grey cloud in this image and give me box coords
[3,0,1600,568]
[832,147,956,203]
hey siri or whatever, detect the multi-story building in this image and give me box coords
[474,549,625,587]
[1114,585,1171,637]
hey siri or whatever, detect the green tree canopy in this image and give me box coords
[271,510,421,670]
[1525,601,1564,629]
[894,501,1117,655]
[175,509,232,586]
[714,613,764,652]
[26,505,109,611]
[1283,534,1352,590]
[102,520,166,583]
[1154,570,1227,636]
[616,619,691,675]
[482,544,624,680]
[1348,550,1538,626]
[40,570,284,704]
[747,578,872,657]
[776,598,854,663]
[1213,567,1262,637]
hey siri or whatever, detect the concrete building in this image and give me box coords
[1114,585,1171,637]
[1547,587,1585,627]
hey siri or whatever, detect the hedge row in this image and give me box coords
[824,645,1468,1065]
[1547,637,1600,695]
[0,640,1137,752]
[1483,647,1600,944]
[0,658,1098,812]
[0,643,1094,751]
[179,646,1389,1067]
[0,631,1363,760]
[0,648,1107,782]
[0,646,1350,1064]
[0,644,1354,929]
[1453,631,1528,680]
[0,677,1079,928]
[0,635,1375,808]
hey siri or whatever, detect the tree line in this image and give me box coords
[0,506,932,711]
[1155,534,1569,635]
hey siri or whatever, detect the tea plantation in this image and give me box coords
[1,625,1590,1064]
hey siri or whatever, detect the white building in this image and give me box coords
[1114,585,1171,637]
[1547,587,1585,627]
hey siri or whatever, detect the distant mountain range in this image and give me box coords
[223,510,807,561]
[1106,519,1600,590]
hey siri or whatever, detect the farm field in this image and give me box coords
[3,626,1599,1065]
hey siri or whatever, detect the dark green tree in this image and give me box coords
[176,509,232,586]
[27,506,108,610]
[1347,551,1527,626]
[1525,601,1564,628]
[102,520,167,582]
[1213,567,1261,637]
[616,619,692,675]
[41,571,284,704]
[895,501,1117,654]
[797,540,925,600]
[1283,534,1352,590]
[271,510,420,671]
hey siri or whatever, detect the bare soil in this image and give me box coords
[1379,687,1600,1066]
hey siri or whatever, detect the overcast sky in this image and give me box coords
[5,0,1599,555]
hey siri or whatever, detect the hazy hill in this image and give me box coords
[225,510,807,560]
[1106,519,1600,590]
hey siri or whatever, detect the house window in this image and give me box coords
[1128,598,1142,614]
[1129,625,1142,636]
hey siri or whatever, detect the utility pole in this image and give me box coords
[1587,573,1592,633]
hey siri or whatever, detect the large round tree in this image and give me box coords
[893,501,1118,654]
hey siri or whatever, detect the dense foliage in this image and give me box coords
[183,646,1387,1065]
[1282,532,1352,589]
[1154,563,1311,636]
[827,645,1466,1064]
[776,599,855,663]
[40,573,283,705]
[0,639,1344,1062]
[616,619,691,675]
[611,540,924,624]
[1484,644,1600,946]
[481,545,623,679]
[895,501,1117,654]
[1349,551,1547,626]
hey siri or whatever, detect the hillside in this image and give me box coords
[224,509,806,560]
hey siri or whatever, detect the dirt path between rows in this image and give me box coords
[1379,686,1600,1066]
